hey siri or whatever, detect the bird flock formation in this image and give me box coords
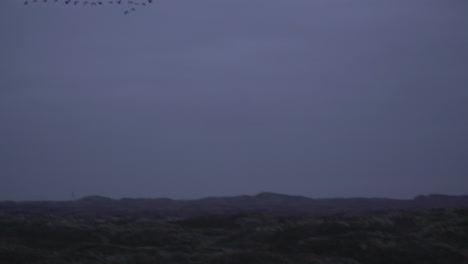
[23,0,154,15]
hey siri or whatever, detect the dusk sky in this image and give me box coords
[1,0,467,200]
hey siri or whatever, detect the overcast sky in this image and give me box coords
[1,0,467,200]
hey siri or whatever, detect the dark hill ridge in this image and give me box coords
[1,193,467,217]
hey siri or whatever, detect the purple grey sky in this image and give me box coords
[1,0,467,200]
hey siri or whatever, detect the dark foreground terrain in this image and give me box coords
[1,194,468,264]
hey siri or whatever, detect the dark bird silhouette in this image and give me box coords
[23,0,155,15]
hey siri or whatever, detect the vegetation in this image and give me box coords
[1,208,467,264]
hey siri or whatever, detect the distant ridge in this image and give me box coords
[1,193,468,217]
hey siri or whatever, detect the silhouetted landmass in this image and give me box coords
[1,193,468,264]
[1,193,468,217]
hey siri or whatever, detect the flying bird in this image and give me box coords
[23,0,154,15]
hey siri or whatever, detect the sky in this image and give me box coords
[1,0,467,200]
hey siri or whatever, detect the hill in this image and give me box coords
[1,193,468,217]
